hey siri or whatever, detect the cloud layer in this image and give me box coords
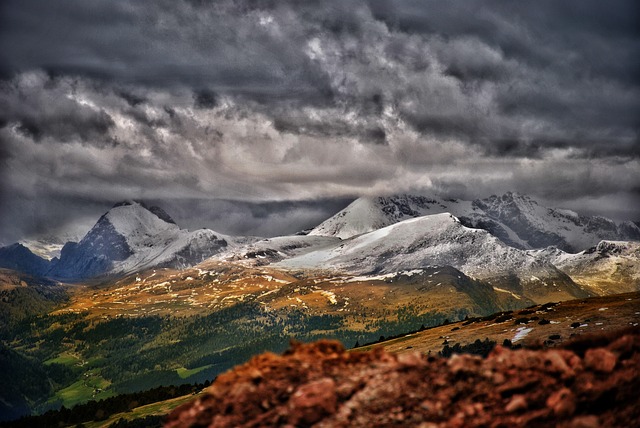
[0,0,638,242]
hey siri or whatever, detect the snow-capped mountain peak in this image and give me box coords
[110,200,176,224]
[285,212,525,276]
[308,194,475,240]
[310,192,640,253]
[46,201,237,280]
[104,201,181,250]
[278,211,590,299]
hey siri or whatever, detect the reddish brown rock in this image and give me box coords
[584,348,617,373]
[569,415,600,428]
[287,378,337,425]
[505,394,528,413]
[165,329,640,428]
[543,350,576,378]
[547,387,576,418]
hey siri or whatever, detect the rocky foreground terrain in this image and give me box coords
[166,328,639,428]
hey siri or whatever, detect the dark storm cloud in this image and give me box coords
[118,90,147,107]
[0,74,116,145]
[0,0,335,101]
[194,90,219,109]
[366,0,640,156]
[0,0,639,242]
[368,0,639,74]
[1,0,637,153]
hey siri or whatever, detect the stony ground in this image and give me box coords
[165,328,639,428]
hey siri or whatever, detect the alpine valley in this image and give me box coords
[1,192,639,423]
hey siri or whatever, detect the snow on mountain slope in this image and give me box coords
[308,194,536,249]
[113,228,230,274]
[281,213,590,301]
[286,214,553,278]
[105,202,180,249]
[48,201,239,280]
[473,193,640,252]
[309,195,476,240]
[212,234,342,266]
[310,192,640,252]
[532,240,640,295]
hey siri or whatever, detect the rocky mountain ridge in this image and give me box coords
[274,213,590,303]
[0,193,638,292]
[2,201,239,281]
[309,192,640,252]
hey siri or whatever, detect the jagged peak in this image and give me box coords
[108,200,176,225]
[112,200,136,208]
[376,193,441,203]
[486,191,536,204]
[4,242,27,250]
[147,206,176,225]
[0,242,53,260]
[591,240,638,255]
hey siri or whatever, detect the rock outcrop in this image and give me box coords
[166,328,640,428]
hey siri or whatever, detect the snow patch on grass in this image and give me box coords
[512,326,533,343]
[492,286,522,300]
[316,290,337,304]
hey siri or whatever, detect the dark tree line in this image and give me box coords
[1,382,209,428]
[439,338,497,358]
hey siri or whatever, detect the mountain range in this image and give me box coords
[1,193,638,294]
[309,192,640,251]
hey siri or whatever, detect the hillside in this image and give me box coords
[533,240,640,296]
[5,293,635,428]
[360,292,640,355]
[0,269,67,331]
[0,259,533,421]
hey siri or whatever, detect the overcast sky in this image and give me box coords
[0,0,638,243]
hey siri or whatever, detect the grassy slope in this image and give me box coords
[50,374,114,408]
[83,391,205,428]
[44,352,80,366]
[358,291,640,355]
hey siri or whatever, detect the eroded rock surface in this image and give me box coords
[166,329,640,427]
